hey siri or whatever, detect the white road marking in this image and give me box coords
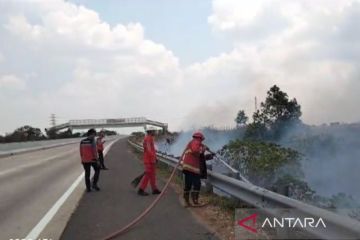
[0,149,77,177]
[25,138,120,240]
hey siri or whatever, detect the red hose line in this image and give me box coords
[102,161,181,240]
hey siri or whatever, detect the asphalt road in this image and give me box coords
[61,138,218,240]
[0,137,119,240]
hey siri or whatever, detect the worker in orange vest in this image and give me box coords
[138,127,161,196]
[96,131,108,170]
[181,131,215,206]
[80,128,100,192]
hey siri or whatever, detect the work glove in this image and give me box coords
[205,153,215,160]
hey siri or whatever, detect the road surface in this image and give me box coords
[61,138,218,240]
[0,137,120,240]
[0,137,217,240]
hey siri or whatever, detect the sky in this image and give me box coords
[0,0,360,134]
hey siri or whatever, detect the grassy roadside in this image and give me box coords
[156,161,239,240]
[156,162,270,240]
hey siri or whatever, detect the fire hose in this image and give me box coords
[101,145,218,240]
[101,160,181,240]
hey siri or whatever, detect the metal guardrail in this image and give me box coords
[128,140,360,239]
[212,155,251,184]
[0,140,80,158]
[0,136,120,159]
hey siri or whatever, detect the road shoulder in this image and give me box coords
[60,138,218,240]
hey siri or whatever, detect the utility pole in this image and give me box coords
[255,97,258,112]
[50,114,56,127]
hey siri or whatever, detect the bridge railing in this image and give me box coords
[69,119,107,125]
[50,117,167,131]
[145,120,168,129]
[128,140,360,240]
[53,122,69,130]
[125,117,147,123]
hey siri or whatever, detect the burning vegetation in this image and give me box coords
[160,85,360,220]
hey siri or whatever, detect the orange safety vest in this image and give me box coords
[80,138,97,163]
[96,137,104,151]
[181,139,205,174]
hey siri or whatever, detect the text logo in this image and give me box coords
[237,213,258,233]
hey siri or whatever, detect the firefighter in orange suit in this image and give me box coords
[80,128,100,192]
[181,131,215,206]
[96,131,108,170]
[138,127,161,196]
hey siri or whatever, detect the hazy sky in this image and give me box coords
[0,0,360,134]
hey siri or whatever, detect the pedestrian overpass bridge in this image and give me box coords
[48,117,168,132]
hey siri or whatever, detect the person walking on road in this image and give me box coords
[80,128,101,192]
[97,131,108,170]
[181,131,215,206]
[138,127,161,196]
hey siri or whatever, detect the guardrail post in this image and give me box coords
[203,164,213,193]
[203,180,213,193]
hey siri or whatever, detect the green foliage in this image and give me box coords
[274,174,316,201]
[244,121,266,140]
[131,131,145,138]
[329,193,360,209]
[101,129,117,136]
[130,131,146,143]
[260,85,301,122]
[245,85,302,140]
[219,139,303,188]
[3,125,46,142]
[235,110,248,127]
[45,128,81,139]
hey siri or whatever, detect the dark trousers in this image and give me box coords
[82,162,100,190]
[183,170,201,193]
[98,151,106,168]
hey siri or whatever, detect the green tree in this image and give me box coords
[219,139,303,189]
[4,125,45,142]
[46,127,83,139]
[246,85,302,140]
[102,129,117,136]
[235,110,248,127]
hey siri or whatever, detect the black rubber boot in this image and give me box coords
[92,185,100,191]
[191,192,199,205]
[138,189,149,196]
[183,191,191,207]
[195,192,200,204]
